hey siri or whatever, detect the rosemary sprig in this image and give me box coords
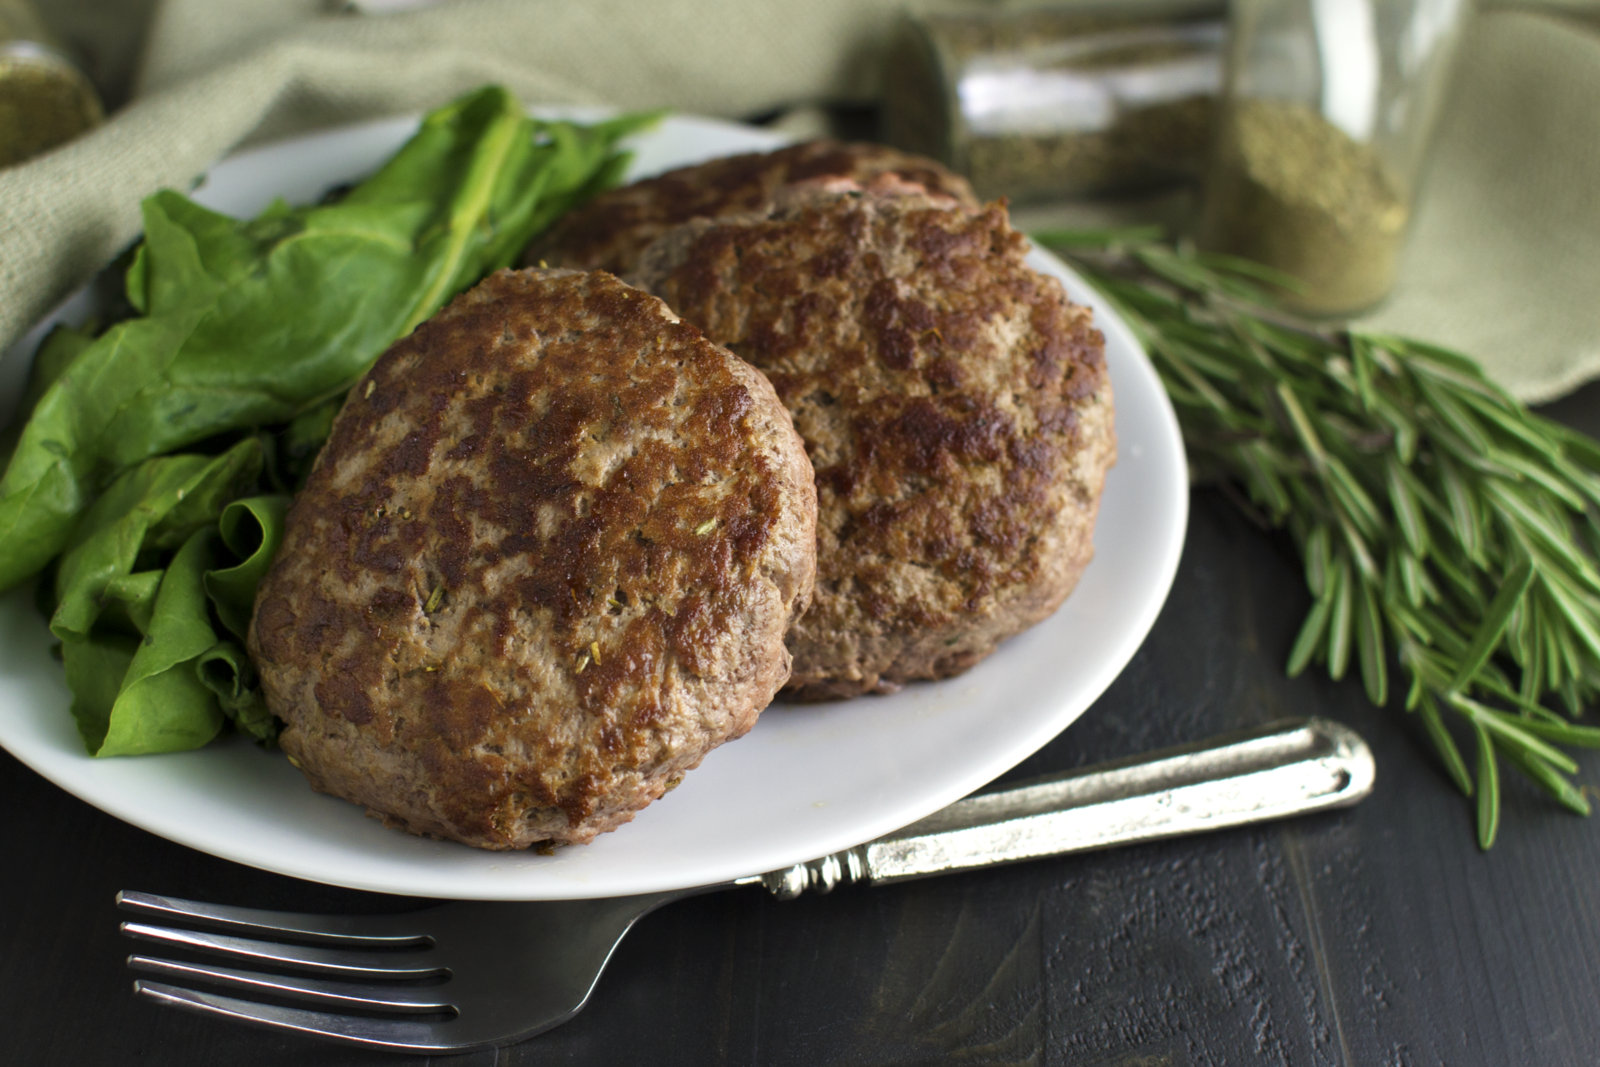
[1038,227,1600,847]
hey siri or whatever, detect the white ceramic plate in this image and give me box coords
[0,110,1188,900]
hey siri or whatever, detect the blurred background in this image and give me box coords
[7,0,1600,403]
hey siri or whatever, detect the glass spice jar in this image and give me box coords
[0,0,103,168]
[1196,0,1469,316]
[882,1,1227,204]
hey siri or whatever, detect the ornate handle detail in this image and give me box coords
[750,717,1373,900]
[759,848,872,900]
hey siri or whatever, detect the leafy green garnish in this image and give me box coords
[70,528,228,756]
[1,85,655,754]
[0,87,654,591]
[50,439,263,644]
[1039,227,1600,846]
[204,495,290,642]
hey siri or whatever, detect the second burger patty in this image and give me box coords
[629,190,1116,699]
[524,139,979,277]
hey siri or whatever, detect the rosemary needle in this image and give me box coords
[1039,227,1600,846]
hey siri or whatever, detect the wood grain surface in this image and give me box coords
[6,388,1600,1067]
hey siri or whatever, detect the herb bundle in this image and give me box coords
[1039,228,1600,847]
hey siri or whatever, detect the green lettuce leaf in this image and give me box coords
[17,323,96,419]
[0,86,657,591]
[72,529,226,756]
[204,494,289,640]
[61,633,138,754]
[49,439,263,641]
[196,641,278,744]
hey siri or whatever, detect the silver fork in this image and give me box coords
[118,716,1373,1054]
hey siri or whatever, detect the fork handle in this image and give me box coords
[755,717,1373,900]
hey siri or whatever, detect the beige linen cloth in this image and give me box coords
[4,0,1599,403]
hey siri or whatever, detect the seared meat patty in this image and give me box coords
[524,139,978,277]
[629,191,1114,699]
[248,269,817,848]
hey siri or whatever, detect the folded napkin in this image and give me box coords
[4,0,1599,403]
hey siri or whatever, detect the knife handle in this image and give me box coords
[757,717,1374,900]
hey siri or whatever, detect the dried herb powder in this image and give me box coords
[1198,97,1408,316]
[0,50,102,167]
[883,6,1223,203]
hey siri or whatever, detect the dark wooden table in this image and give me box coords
[7,384,1600,1067]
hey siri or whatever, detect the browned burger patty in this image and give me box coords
[524,139,978,276]
[628,191,1114,700]
[247,269,817,848]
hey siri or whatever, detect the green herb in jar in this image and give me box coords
[0,49,102,167]
[883,5,1224,203]
[1198,97,1408,316]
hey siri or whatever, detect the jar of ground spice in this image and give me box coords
[0,0,103,168]
[882,1,1226,204]
[1196,0,1469,316]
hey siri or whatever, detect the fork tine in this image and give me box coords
[121,922,445,979]
[133,981,462,1053]
[128,955,454,1013]
[115,891,425,945]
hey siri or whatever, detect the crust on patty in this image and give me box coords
[524,139,979,276]
[629,192,1114,699]
[248,269,817,848]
